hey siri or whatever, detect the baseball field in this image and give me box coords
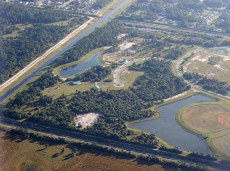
[177,101,230,159]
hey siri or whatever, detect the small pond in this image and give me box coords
[59,52,101,77]
[211,49,226,55]
[129,94,215,154]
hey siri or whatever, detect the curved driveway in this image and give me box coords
[113,59,138,87]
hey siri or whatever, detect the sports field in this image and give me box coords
[178,102,230,159]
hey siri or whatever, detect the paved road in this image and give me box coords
[122,20,230,39]
[0,116,225,170]
[0,0,131,103]
[113,59,137,87]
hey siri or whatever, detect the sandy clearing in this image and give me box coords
[191,55,209,62]
[74,113,99,129]
[119,42,135,51]
[214,64,226,71]
[164,92,187,102]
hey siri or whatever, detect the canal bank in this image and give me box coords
[0,0,133,103]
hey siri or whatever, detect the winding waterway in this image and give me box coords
[129,94,215,154]
[0,0,130,103]
[59,52,101,77]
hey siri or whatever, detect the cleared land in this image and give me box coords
[177,102,230,159]
[183,48,230,85]
[0,131,167,171]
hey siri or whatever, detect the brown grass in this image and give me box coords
[0,131,167,171]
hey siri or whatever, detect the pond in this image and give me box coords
[59,52,101,77]
[129,94,215,154]
[211,49,226,55]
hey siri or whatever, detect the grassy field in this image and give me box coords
[0,131,167,171]
[42,70,143,99]
[183,47,230,85]
[177,102,230,159]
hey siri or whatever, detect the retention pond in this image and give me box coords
[59,52,101,77]
[129,94,215,154]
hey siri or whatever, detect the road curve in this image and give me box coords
[0,0,132,103]
[113,59,137,87]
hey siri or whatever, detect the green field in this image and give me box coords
[177,101,230,159]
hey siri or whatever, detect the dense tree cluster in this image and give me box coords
[217,12,230,33]
[0,3,75,26]
[6,71,59,110]
[72,66,112,82]
[93,0,112,9]
[130,59,190,101]
[0,25,67,84]
[183,72,230,95]
[0,2,86,84]
[30,90,154,138]
[120,0,227,30]
[53,21,124,66]
[164,46,185,60]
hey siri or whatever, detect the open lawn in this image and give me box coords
[177,102,230,159]
[0,131,167,171]
[42,70,143,99]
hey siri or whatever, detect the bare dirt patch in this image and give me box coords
[184,49,230,85]
[216,114,230,127]
[74,113,99,128]
[119,41,135,51]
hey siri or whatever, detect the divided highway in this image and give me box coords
[0,116,224,170]
[0,0,131,103]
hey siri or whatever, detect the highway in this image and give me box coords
[0,0,132,103]
[0,115,225,170]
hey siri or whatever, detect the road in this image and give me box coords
[0,116,225,170]
[113,59,137,87]
[122,20,230,39]
[0,0,132,103]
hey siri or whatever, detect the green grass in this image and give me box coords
[175,101,229,158]
[3,24,32,38]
